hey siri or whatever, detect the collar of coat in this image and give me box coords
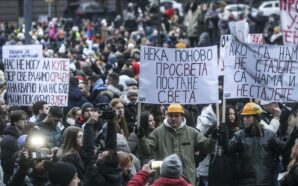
[164,118,186,130]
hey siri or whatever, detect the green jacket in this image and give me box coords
[139,119,214,185]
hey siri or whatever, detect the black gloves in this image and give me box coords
[205,124,217,138]
[136,126,145,138]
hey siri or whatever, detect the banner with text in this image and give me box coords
[2,45,43,59]
[224,42,298,102]
[280,0,298,44]
[219,34,263,74]
[3,58,70,106]
[139,45,218,104]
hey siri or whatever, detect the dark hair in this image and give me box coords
[108,73,119,85]
[32,101,48,115]
[69,76,79,86]
[225,106,240,130]
[48,106,63,118]
[96,150,120,168]
[10,110,27,124]
[140,111,155,137]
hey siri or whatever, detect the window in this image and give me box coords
[264,4,273,8]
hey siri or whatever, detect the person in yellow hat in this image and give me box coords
[221,102,298,186]
[137,103,215,185]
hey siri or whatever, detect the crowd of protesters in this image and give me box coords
[0,0,296,186]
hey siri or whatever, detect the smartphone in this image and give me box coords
[150,161,163,170]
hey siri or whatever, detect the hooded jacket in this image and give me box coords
[196,104,217,177]
[228,128,296,186]
[139,118,214,185]
[65,85,88,114]
[82,120,122,186]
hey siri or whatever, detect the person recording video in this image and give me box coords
[128,154,191,186]
[81,108,123,186]
[7,127,56,186]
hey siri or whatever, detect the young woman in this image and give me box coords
[225,106,240,138]
[111,98,129,138]
[61,126,85,185]
[128,111,156,165]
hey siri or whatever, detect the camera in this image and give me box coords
[150,161,163,170]
[28,135,50,160]
[94,103,116,120]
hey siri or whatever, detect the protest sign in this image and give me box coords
[229,20,249,42]
[224,41,298,102]
[3,58,70,106]
[2,45,43,59]
[139,45,218,104]
[219,34,264,74]
[280,0,298,44]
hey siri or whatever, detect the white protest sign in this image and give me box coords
[280,0,298,44]
[229,20,249,42]
[139,45,218,104]
[224,42,298,102]
[3,58,70,106]
[2,45,43,59]
[219,34,264,74]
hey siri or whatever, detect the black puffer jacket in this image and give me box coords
[285,164,298,186]
[82,120,122,186]
[1,125,20,184]
[228,128,296,186]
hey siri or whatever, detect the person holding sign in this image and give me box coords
[221,102,298,186]
[137,103,215,185]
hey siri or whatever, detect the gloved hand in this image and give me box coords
[218,122,229,143]
[219,123,229,137]
[136,126,145,138]
[205,124,218,139]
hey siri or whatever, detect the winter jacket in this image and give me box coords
[208,121,239,186]
[38,122,61,149]
[82,120,122,186]
[228,128,296,186]
[61,153,85,184]
[65,85,88,114]
[8,165,49,186]
[128,132,155,165]
[196,104,217,177]
[284,164,298,186]
[139,118,214,185]
[127,170,192,186]
[1,125,21,184]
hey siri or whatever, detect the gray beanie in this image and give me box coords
[81,102,94,113]
[160,154,182,178]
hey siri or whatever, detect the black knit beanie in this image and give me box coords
[81,102,94,113]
